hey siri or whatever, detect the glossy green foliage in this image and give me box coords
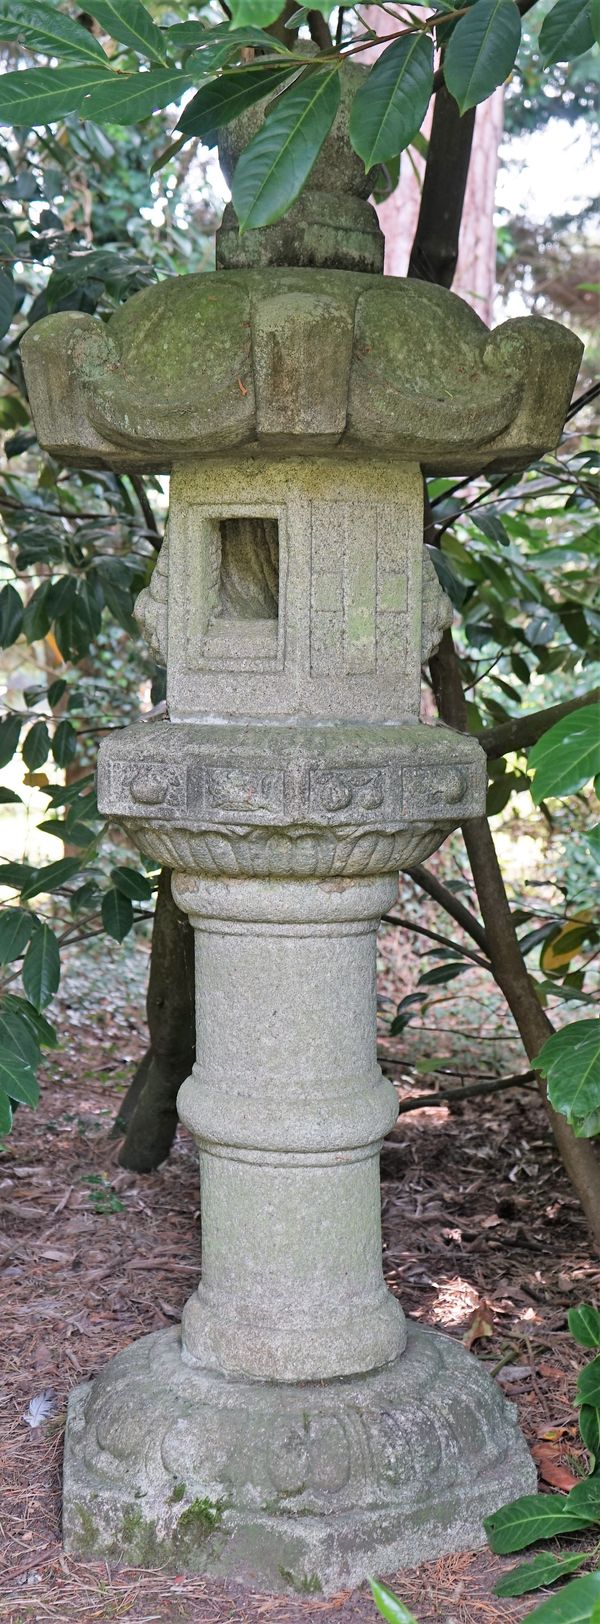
[232,67,340,229]
[482,1314,600,1614]
[349,34,433,166]
[0,0,595,229]
[444,0,521,113]
[534,1021,600,1137]
[495,1552,591,1598]
[529,706,600,802]
[370,1579,420,1624]
[0,92,214,1136]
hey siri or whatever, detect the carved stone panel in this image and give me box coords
[166,459,424,724]
[309,501,418,685]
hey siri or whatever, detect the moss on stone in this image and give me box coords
[119,1503,161,1564]
[169,1481,186,1504]
[176,1496,223,1539]
[74,1503,99,1554]
[279,1568,322,1594]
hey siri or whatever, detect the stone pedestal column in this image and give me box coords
[173,873,404,1381]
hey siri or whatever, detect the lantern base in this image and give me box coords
[63,1321,534,1594]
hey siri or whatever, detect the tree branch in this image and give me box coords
[130,473,162,552]
[383,912,490,968]
[387,1069,536,1116]
[407,863,490,955]
[478,688,599,759]
[308,10,333,49]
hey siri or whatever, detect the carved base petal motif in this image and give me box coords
[128,819,455,877]
[63,1322,535,1595]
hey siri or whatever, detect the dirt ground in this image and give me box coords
[1,930,599,1624]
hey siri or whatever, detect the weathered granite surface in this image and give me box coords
[130,458,454,723]
[21,269,582,475]
[96,717,484,874]
[216,56,384,274]
[63,1322,536,1592]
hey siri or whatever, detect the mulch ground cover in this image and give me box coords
[1,929,599,1624]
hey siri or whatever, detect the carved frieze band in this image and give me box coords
[100,756,477,825]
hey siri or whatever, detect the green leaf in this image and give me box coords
[52,719,77,767]
[578,1359,600,1409]
[1,994,58,1049]
[73,579,102,643]
[487,773,521,815]
[0,267,16,338]
[0,860,34,890]
[471,508,511,547]
[232,66,340,231]
[569,1306,600,1350]
[418,961,469,985]
[484,1492,596,1554]
[22,924,60,1010]
[0,908,34,965]
[0,713,21,767]
[534,1021,600,1130]
[111,865,153,901]
[3,1063,39,1108]
[38,818,96,848]
[523,1571,600,1624]
[566,1475,600,1520]
[371,151,401,203]
[20,857,82,901]
[0,66,112,128]
[47,679,67,709]
[229,0,288,22]
[83,67,191,124]
[369,1581,419,1624]
[83,0,171,66]
[0,1007,41,1070]
[22,581,52,642]
[0,788,21,804]
[0,582,23,648]
[495,1552,590,1598]
[574,1108,600,1139]
[580,1406,600,1466]
[444,0,521,112]
[529,706,600,803]
[0,1088,12,1134]
[48,576,77,619]
[178,63,296,144]
[0,1,109,64]
[592,0,600,43]
[540,0,595,63]
[349,33,433,167]
[102,887,134,941]
[22,719,50,771]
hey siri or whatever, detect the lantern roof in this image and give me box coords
[21,266,582,476]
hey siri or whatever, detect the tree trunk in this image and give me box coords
[430,624,600,1247]
[363,7,502,324]
[111,481,197,1173]
[116,867,195,1172]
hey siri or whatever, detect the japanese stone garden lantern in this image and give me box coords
[22,67,582,1595]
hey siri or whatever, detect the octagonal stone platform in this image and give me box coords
[64,1321,535,1594]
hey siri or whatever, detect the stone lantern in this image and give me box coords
[22,68,582,1595]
